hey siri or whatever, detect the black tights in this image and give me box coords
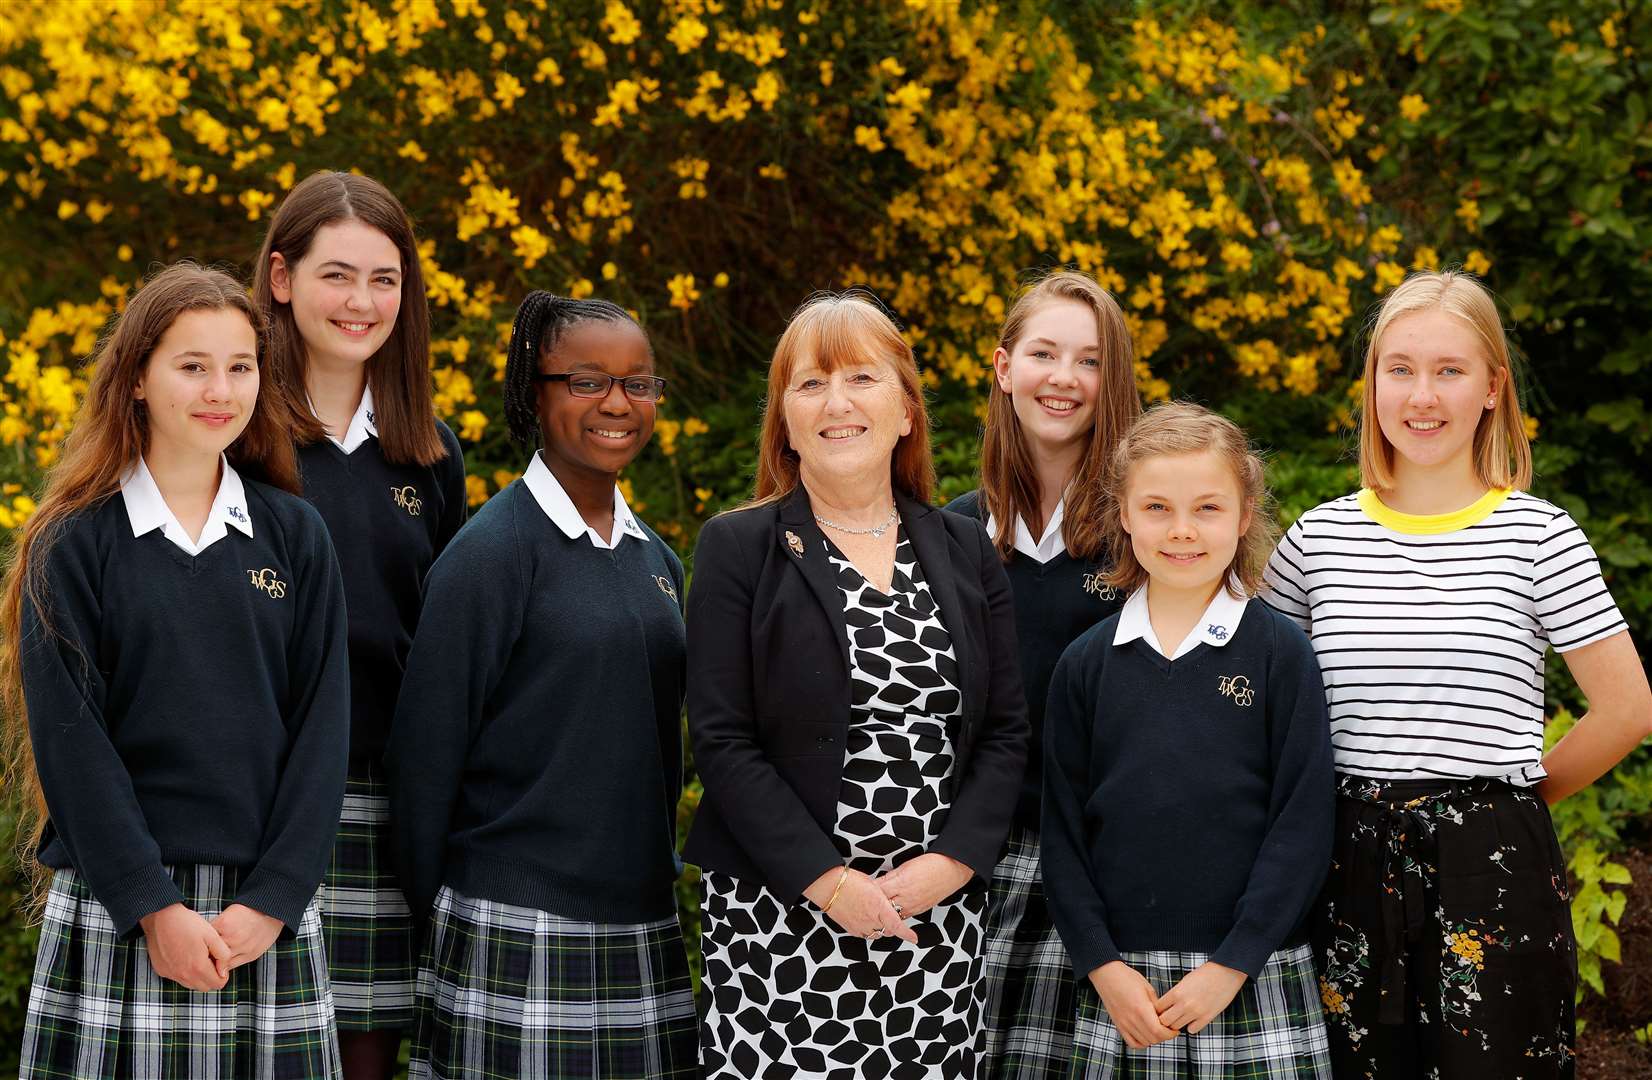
[339,1030,405,1080]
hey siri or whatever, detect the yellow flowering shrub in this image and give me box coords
[0,0,1487,534]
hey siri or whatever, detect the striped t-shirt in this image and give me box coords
[1262,487,1626,784]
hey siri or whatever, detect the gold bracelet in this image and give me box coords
[820,868,850,914]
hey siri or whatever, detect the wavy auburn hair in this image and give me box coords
[981,270,1140,561]
[1359,269,1531,492]
[1101,402,1279,599]
[1,262,303,903]
[252,171,446,466]
[749,291,934,505]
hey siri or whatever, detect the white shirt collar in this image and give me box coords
[1113,581,1250,660]
[984,497,1067,564]
[522,451,648,550]
[120,455,253,556]
[316,383,378,454]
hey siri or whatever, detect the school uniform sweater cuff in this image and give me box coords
[1213,922,1300,980]
[233,865,313,939]
[102,862,187,940]
[1069,921,1121,979]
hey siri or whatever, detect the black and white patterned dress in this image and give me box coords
[701,531,987,1079]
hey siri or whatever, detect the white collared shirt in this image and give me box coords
[1113,581,1249,660]
[120,455,254,556]
[984,497,1067,564]
[521,451,649,550]
[315,384,378,455]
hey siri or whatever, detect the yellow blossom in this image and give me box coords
[1463,249,1492,275]
[667,273,701,310]
[1399,94,1429,122]
[668,16,708,53]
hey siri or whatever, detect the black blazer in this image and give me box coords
[682,485,1030,901]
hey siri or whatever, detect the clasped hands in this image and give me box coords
[1089,958,1247,1049]
[802,853,974,944]
[138,902,284,992]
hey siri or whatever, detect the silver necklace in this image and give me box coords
[814,504,898,538]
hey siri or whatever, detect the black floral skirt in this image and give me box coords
[1315,774,1576,1079]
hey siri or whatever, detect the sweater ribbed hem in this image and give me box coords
[1110,909,1308,974]
[450,850,677,924]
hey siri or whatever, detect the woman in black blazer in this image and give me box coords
[685,290,1029,1080]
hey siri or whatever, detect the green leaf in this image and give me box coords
[1599,925,1622,963]
[1603,861,1634,887]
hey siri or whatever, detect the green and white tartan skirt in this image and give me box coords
[320,769,416,1031]
[20,863,340,1080]
[1070,943,1331,1080]
[979,824,1081,1080]
[409,885,699,1080]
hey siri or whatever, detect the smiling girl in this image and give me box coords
[946,270,1141,1079]
[1042,402,1335,1079]
[253,171,467,1080]
[1263,270,1652,1077]
[6,263,350,1079]
[387,292,697,1080]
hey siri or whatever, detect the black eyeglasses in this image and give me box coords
[533,372,667,402]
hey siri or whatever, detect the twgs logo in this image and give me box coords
[247,568,288,598]
[391,485,423,516]
[1217,674,1254,707]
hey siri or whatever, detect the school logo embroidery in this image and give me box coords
[390,485,423,516]
[1207,623,1229,641]
[247,567,288,598]
[1217,674,1254,707]
[225,506,248,524]
[784,530,805,558]
[653,574,678,602]
[1082,571,1119,600]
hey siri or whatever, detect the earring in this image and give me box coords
[1486,397,1496,408]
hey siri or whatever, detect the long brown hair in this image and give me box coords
[1358,269,1531,492]
[980,270,1140,561]
[252,171,445,466]
[1101,402,1279,598]
[0,262,300,895]
[750,291,934,505]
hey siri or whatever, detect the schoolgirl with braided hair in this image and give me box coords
[388,291,698,1079]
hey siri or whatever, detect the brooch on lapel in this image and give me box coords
[784,530,805,558]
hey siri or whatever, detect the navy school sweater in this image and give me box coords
[387,478,687,924]
[1040,600,1334,979]
[22,482,349,937]
[946,490,1125,831]
[298,420,467,768]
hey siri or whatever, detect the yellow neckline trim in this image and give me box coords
[1357,487,1512,535]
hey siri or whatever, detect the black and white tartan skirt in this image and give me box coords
[20,863,340,1080]
[409,885,698,1080]
[320,768,416,1031]
[979,824,1080,1080]
[1070,943,1331,1080]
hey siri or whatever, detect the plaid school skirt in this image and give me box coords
[1070,943,1331,1080]
[979,824,1080,1080]
[320,769,416,1031]
[410,886,698,1080]
[20,864,341,1080]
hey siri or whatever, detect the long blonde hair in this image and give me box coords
[1101,402,1279,598]
[980,270,1140,561]
[1359,269,1531,492]
[1,263,301,904]
[750,290,934,505]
